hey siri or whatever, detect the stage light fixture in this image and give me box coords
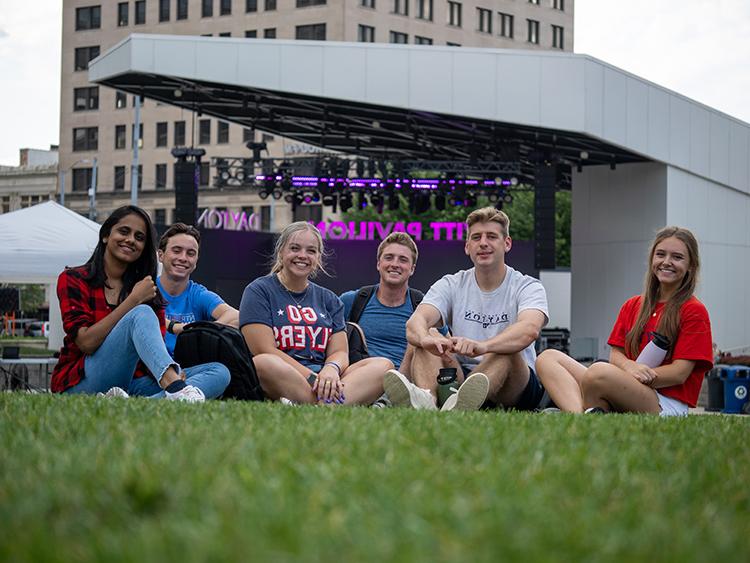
[357,192,368,210]
[340,193,353,212]
[465,193,478,208]
[434,192,446,211]
[259,189,270,200]
[503,192,513,204]
[284,193,294,204]
[370,192,384,214]
[387,191,400,211]
[272,188,283,200]
[322,194,338,213]
[510,177,519,186]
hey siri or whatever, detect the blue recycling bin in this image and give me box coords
[720,366,750,414]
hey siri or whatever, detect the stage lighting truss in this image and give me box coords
[209,156,528,211]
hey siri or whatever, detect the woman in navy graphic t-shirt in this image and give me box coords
[239,222,392,404]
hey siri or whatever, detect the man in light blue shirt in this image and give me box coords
[157,223,239,356]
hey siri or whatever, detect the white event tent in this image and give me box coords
[0,201,100,350]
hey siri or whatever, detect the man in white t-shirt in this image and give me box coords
[384,207,549,411]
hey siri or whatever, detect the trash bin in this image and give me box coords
[720,366,750,414]
[705,366,726,412]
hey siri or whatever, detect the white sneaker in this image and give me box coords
[440,372,489,412]
[97,386,129,398]
[279,397,298,406]
[165,384,205,403]
[383,369,437,410]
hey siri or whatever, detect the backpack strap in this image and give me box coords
[348,285,376,324]
[408,288,424,310]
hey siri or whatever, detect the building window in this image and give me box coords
[75,6,101,30]
[174,120,186,145]
[132,95,144,107]
[217,121,230,143]
[358,24,375,42]
[477,7,492,33]
[199,119,211,144]
[135,0,146,24]
[245,29,257,37]
[527,19,539,44]
[156,164,167,189]
[132,123,143,148]
[361,0,375,7]
[115,125,127,149]
[392,0,408,16]
[177,0,188,19]
[260,206,271,231]
[159,0,170,21]
[137,165,143,190]
[552,24,564,49]
[73,127,98,152]
[74,87,99,111]
[265,0,277,10]
[446,41,460,46]
[243,128,254,143]
[246,0,258,12]
[199,162,210,186]
[297,0,326,6]
[219,31,231,36]
[528,0,539,4]
[114,166,126,191]
[202,0,213,17]
[115,91,127,109]
[72,168,94,192]
[415,35,433,45]
[154,208,167,225]
[499,12,513,38]
[264,27,276,38]
[553,0,564,10]
[74,46,100,70]
[117,2,129,26]
[220,0,232,14]
[389,31,408,43]
[447,1,461,27]
[295,23,326,40]
[156,122,168,147]
[416,0,432,20]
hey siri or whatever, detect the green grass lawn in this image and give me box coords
[1,394,748,562]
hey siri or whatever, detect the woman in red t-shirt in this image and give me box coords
[536,226,713,415]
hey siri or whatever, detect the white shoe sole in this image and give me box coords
[383,369,436,410]
[442,372,489,411]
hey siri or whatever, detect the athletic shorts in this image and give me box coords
[461,363,545,411]
[657,392,689,417]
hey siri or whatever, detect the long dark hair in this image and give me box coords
[626,226,700,360]
[82,205,164,309]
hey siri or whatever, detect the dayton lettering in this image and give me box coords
[464,310,510,329]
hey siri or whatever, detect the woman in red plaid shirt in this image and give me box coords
[52,205,229,401]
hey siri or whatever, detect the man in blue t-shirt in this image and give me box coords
[157,223,239,355]
[340,232,444,378]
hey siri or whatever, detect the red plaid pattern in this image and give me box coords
[51,266,165,392]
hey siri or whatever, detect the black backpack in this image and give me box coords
[173,321,263,401]
[345,285,424,365]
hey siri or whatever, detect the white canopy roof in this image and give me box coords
[0,201,99,284]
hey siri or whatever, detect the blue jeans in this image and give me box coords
[64,305,230,399]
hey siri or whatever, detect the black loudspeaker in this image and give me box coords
[174,160,198,225]
[534,164,556,270]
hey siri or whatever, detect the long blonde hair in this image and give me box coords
[270,222,330,279]
[626,226,700,359]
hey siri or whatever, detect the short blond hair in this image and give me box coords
[377,232,418,264]
[466,207,510,237]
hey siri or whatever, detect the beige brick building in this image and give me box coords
[59,0,573,227]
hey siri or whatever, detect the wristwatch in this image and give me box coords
[167,320,177,334]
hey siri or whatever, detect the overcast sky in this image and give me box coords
[0,0,748,166]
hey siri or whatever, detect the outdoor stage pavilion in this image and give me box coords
[89,35,750,356]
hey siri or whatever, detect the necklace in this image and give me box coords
[278,274,308,309]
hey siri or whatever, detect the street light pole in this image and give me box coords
[59,170,66,206]
[88,157,98,221]
[130,95,141,205]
